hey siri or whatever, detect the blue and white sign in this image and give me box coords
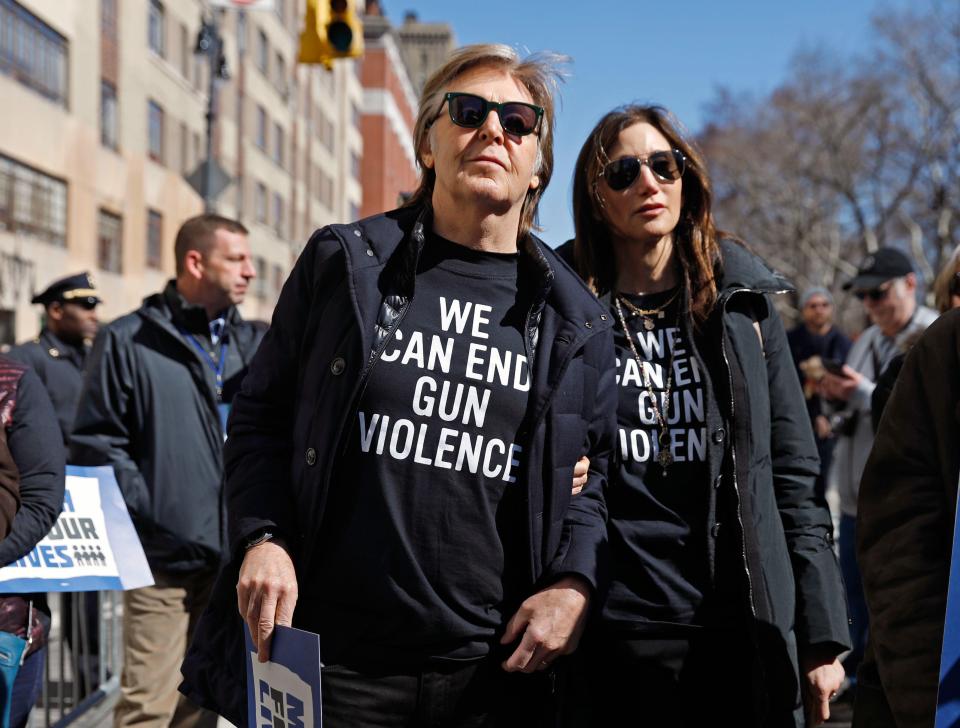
[245,623,322,728]
[937,479,960,727]
[0,465,153,592]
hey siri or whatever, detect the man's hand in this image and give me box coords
[571,456,589,496]
[802,652,845,727]
[814,414,832,440]
[236,539,298,663]
[820,366,862,402]
[500,575,590,673]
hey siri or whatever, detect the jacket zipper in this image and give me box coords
[718,284,791,619]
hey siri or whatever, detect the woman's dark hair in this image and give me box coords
[572,104,722,327]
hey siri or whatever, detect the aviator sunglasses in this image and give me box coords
[435,92,544,137]
[601,149,686,191]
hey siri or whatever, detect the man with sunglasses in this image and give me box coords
[181,44,616,727]
[8,272,100,447]
[820,247,936,698]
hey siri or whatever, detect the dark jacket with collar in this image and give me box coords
[856,309,960,728]
[0,357,62,560]
[179,206,618,725]
[562,238,850,727]
[70,282,264,573]
[8,328,90,447]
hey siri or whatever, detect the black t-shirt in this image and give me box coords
[602,289,712,632]
[314,232,532,666]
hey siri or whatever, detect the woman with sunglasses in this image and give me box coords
[565,105,849,727]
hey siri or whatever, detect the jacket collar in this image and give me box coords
[139,281,242,342]
[715,239,793,300]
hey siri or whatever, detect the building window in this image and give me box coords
[254,256,267,298]
[275,52,286,97]
[146,208,162,269]
[272,192,283,236]
[0,154,67,246]
[179,22,189,78]
[256,28,267,74]
[351,152,361,181]
[272,122,283,166]
[352,102,361,129]
[100,80,117,149]
[0,0,69,107]
[272,263,283,297]
[254,181,267,223]
[147,99,164,163]
[179,121,188,173]
[148,0,165,57]
[255,105,266,149]
[349,203,360,222]
[101,0,117,38]
[97,209,123,273]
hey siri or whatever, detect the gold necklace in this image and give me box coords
[613,295,678,474]
[617,287,681,331]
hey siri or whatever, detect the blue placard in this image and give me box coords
[245,623,322,728]
[0,465,153,592]
[937,483,960,727]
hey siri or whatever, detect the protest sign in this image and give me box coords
[0,465,153,592]
[245,623,322,728]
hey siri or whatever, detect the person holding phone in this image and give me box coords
[787,288,852,502]
[565,104,848,726]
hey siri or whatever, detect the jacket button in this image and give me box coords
[330,357,345,375]
[711,523,721,538]
[305,448,317,466]
[713,474,722,489]
[600,314,607,321]
[365,249,374,257]
[712,428,725,444]
[584,321,593,328]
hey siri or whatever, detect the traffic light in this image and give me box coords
[298,0,364,66]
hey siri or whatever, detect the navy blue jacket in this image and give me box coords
[180,207,617,724]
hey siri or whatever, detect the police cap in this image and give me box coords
[31,272,101,307]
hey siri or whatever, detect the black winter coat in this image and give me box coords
[70,283,264,573]
[180,206,618,725]
[690,241,849,726]
[560,238,850,726]
[0,357,64,565]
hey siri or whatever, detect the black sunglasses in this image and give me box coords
[854,284,891,302]
[436,92,544,137]
[600,150,686,191]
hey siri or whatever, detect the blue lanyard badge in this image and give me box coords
[180,329,228,401]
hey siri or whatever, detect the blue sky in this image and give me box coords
[389,0,914,244]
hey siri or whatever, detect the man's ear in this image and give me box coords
[46,302,64,323]
[183,250,205,279]
[420,129,435,169]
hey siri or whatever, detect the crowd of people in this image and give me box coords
[0,42,957,728]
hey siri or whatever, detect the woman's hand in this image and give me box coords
[802,652,845,726]
[572,455,589,495]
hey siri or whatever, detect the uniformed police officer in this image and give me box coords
[8,272,100,446]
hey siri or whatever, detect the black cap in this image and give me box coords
[31,272,101,307]
[842,248,914,291]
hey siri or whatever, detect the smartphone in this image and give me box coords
[822,358,847,377]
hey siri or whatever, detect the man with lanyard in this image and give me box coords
[820,247,937,700]
[71,214,262,728]
[8,272,100,446]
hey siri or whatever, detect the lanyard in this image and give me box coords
[180,329,228,400]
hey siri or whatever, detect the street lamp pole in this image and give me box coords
[195,13,229,212]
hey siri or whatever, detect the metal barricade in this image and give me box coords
[28,591,123,728]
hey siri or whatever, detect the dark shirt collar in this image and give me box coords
[163,280,234,339]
